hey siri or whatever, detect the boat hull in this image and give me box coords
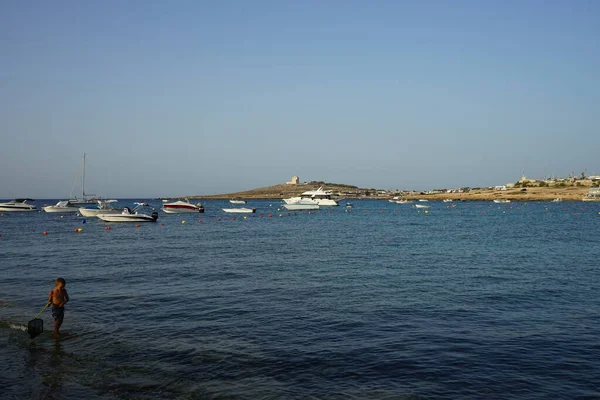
[79,208,122,217]
[43,206,79,213]
[162,207,203,214]
[222,208,256,213]
[0,206,37,212]
[282,204,319,210]
[97,214,157,222]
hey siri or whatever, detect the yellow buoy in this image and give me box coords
[182,220,186,224]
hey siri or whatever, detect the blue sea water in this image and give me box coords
[1,199,599,399]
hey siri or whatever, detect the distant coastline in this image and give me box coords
[184,182,598,202]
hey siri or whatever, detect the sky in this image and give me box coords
[1,0,599,198]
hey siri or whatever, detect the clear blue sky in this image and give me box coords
[1,0,598,198]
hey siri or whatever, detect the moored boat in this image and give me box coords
[229,199,247,204]
[97,204,158,222]
[0,198,37,212]
[79,200,121,217]
[162,199,204,213]
[43,200,79,213]
[283,187,338,206]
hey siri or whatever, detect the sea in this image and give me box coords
[1,199,599,399]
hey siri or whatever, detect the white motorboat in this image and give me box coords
[222,208,256,213]
[0,198,37,212]
[552,198,563,202]
[396,200,412,204]
[229,199,247,204]
[415,204,430,209]
[43,200,79,213]
[161,199,204,213]
[582,188,600,202]
[79,200,121,217]
[97,204,158,222]
[283,187,338,206]
[418,199,429,202]
[493,199,511,204]
[282,204,320,211]
[443,199,453,203]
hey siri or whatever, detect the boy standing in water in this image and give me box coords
[48,278,69,337]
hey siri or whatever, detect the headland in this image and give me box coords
[187,180,598,202]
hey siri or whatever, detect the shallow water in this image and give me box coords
[1,200,599,399]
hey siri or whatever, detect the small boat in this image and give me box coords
[415,204,430,209]
[222,208,256,213]
[345,202,353,208]
[97,204,158,222]
[552,198,563,202]
[493,199,511,204]
[43,200,79,213]
[282,204,320,211]
[418,199,429,202]
[229,199,247,204]
[0,198,37,212]
[79,200,121,217]
[162,199,204,213]
[396,200,412,204]
[443,199,453,203]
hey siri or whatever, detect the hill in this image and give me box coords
[189,182,361,200]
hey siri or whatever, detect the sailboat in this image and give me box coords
[68,153,97,206]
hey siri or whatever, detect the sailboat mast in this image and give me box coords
[82,153,86,199]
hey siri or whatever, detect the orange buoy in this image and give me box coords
[232,217,236,220]
[105,226,111,230]
[217,217,221,221]
[43,231,48,235]
[135,224,140,228]
[198,220,203,223]
[160,223,165,226]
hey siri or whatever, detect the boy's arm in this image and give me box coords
[58,289,69,307]
[48,290,53,306]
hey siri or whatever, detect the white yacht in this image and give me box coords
[229,199,247,204]
[97,204,158,222]
[582,188,600,202]
[493,199,511,204]
[79,200,121,217]
[283,187,338,206]
[0,198,37,212]
[43,200,79,213]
